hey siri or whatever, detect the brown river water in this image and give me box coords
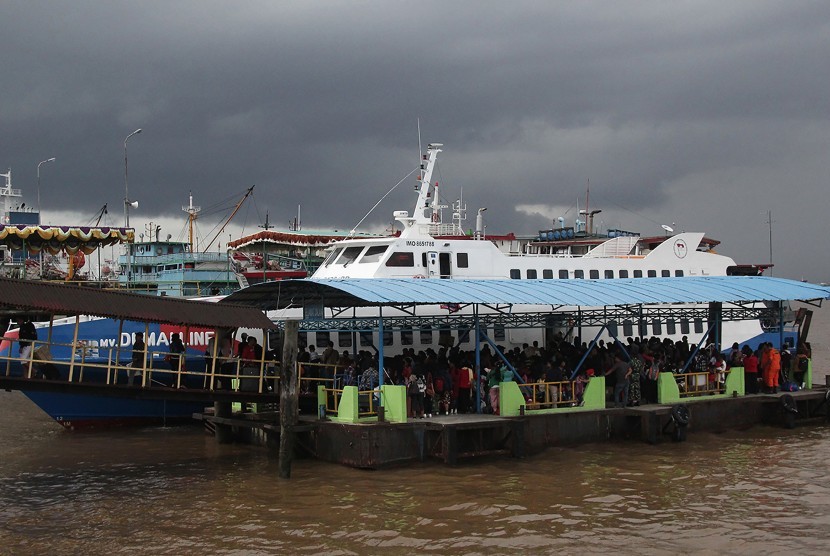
[1,306,829,555]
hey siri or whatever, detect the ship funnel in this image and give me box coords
[475,207,487,239]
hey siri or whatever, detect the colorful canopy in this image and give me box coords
[0,225,134,255]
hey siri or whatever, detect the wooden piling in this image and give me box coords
[214,402,233,443]
[278,320,299,479]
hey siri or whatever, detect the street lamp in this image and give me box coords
[123,128,142,228]
[36,157,55,224]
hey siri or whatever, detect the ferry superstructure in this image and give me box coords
[313,143,746,283]
[299,143,774,352]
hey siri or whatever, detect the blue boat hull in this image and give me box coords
[22,391,207,430]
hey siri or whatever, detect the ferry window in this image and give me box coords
[574,270,584,279]
[559,269,569,279]
[666,318,677,335]
[336,246,364,265]
[439,328,454,347]
[623,319,634,337]
[589,270,599,279]
[680,318,690,334]
[638,320,648,338]
[422,253,428,267]
[647,270,657,278]
[694,318,704,334]
[400,327,413,345]
[324,249,342,267]
[633,270,643,278]
[338,331,353,348]
[457,253,469,268]
[619,270,629,278]
[604,270,614,279]
[652,319,662,335]
[420,326,433,344]
[494,324,506,342]
[458,326,470,344]
[298,331,308,348]
[386,252,415,267]
[316,332,330,347]
[607,320,618,338]
[675,270,684,277]
[359,331,373,347]
[383,329,393,346]
[661,270,671,277]
[510,269,521,279]
[360,245,388,264]
[543,269,553,279]
[527,269,537,279]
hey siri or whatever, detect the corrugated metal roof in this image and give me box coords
[0,277,276,329]
[222,276,830,310]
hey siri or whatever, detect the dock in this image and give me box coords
[195,386,830,469]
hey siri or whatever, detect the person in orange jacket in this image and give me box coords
[761,343,781,393]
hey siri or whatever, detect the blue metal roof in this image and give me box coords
[223,276,830,310]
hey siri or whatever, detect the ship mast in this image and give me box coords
[0,168,22,225]
[397,143,442,237]
[202,185,255,253]
[182,191,201,251]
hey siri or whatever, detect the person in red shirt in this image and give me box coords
[742,345,759,394]
[457,361,473,413]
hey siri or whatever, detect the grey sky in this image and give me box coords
[1,1,828,280]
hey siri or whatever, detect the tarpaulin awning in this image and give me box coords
[0,277,275,329]
[221,276,830,311]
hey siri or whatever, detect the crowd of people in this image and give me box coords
[296,332,813,417]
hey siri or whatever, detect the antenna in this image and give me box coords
[661,224,674,234]
[766,210,773,276]
[417,118,422,162]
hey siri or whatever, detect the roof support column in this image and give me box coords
[474,304,481,414]
[570,323,608,380]
[778,302,785,350]
[708,302,722,352]
[681,320,718,373]
[68,315,80,382]
[115,319,124,383]
[377,307,384,390]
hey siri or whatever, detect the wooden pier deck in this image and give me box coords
[195,387,830,469]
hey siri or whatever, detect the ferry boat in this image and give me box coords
[284,143,784,353]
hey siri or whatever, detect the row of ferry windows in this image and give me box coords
[510,269,685,279]
[299,326,499,349]
[325,246,471,269]
[298,318,704,349]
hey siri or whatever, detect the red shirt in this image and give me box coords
[744,354,759,373]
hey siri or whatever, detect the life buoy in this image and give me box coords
[413,274,427,279]
[156,247,163,255]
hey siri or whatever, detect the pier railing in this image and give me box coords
[0,335,279,396]
[657,369,745,403]
[297,362,343,393]
[500,377,607,416]
[519,379,587,410]
[319,384,407,423]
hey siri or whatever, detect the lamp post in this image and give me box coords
[123,128,142,228]
[123,128,142,289]
[36,157,55,225]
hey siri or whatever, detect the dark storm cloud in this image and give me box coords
[1,1,829,279]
